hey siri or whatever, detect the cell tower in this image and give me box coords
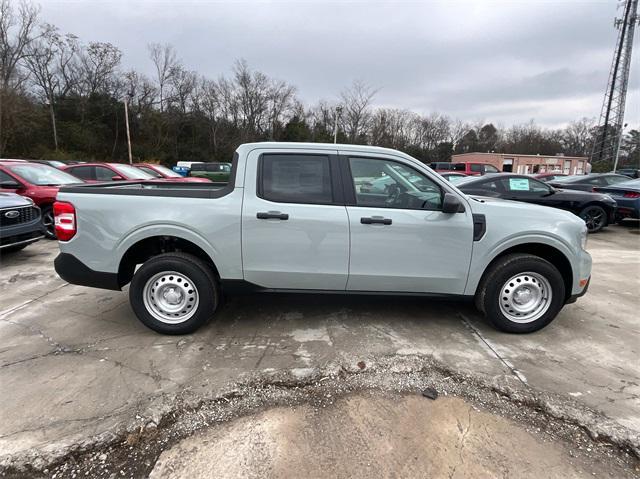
[591,0,639,170]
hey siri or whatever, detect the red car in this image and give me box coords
[133,163,211,183]
[60,163,160,183]
[0,161,83,238]
[430,161,501,176]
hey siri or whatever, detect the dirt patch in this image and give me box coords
[151,392,635,479]
[4,355,638,479]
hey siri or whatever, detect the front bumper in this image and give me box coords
[0,216,45,249]
[54,253,121,290]
[566,276,590,304]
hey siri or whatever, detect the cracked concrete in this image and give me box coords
[0,223,638,473]
[151,392,634,479]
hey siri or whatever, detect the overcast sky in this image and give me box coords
[40,0,639,128]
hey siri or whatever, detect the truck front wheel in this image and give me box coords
[475,254,565,333]
[129,253,219,334]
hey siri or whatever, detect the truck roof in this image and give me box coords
[236,142,411,158]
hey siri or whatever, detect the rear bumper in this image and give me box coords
[54,252,121,290]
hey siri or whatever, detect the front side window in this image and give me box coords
[95,166,117,181]
[349,157,442,210]
[260,154,333,204]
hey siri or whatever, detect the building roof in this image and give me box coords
[452,152,588,160]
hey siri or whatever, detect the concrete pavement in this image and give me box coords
[0,223,638,473]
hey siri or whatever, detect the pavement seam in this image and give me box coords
[458,313,529,387]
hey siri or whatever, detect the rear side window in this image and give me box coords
[484,165,500,173]
[259,154,333,204]
[470,164,483,172]
[67,166,94,180]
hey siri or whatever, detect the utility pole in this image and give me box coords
[591,0,639,170]
[333,106,343,144]
[124,97,133,164]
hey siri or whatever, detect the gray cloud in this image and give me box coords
[40,0,639,127]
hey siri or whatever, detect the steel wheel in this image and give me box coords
[142,271,199,324]
[579,206,605,233]
[498,272,553,324]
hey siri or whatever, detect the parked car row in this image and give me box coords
[0,159,217,247]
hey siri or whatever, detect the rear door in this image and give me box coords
[343,153,473,294]
[242,148,350,290]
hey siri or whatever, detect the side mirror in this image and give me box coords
[442,193,465,213]
[0,181,21,189]
[111,175,125,181]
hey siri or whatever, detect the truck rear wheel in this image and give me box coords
[475,254,565,333]
[129,252,219,334]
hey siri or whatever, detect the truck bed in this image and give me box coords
[59,180,229,199]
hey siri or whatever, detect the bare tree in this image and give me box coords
[0,0,40,155]
[562,117,596,157]
[233,59,270,138]
[148,43,178,112]
[23,23,62,149]
[78,41,121,96]
[168,65,197,114]
[339,80,377,143]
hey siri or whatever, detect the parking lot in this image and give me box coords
[1,223,639,475]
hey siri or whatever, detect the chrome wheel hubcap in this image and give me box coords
[499,272,552,323]
[143,271,199,324]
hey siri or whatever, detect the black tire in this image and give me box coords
[129,252,219,334]
[41,205,56,239]
[579,205,607,233]
[475,253,565,333]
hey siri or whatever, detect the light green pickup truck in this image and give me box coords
[188,162,232,183]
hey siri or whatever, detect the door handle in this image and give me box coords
[257,211,289,220]
[361,216,392,225]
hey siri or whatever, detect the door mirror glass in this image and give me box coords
[111,175,124,181]
[442,193,464,213]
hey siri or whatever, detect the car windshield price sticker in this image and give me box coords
[509,178,530,191]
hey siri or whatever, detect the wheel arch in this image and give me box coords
[117,235,220,288]
[476,243,573,302]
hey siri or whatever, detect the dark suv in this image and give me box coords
[0,193,43,252]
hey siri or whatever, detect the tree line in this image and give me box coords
[1,0,638,169]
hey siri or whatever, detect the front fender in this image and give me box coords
[464,232,578,296]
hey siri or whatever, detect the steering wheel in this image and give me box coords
[385,183,402,206]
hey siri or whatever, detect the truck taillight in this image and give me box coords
[53,201,76,241]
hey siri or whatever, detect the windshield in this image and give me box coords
[7,163,81,185]
[454,176,481,186]
[448,175,468,185]
[113,164,155,179]
[153,165,182,177]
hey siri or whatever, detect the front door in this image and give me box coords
[242,149,350,290]
[343,154,473,294]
